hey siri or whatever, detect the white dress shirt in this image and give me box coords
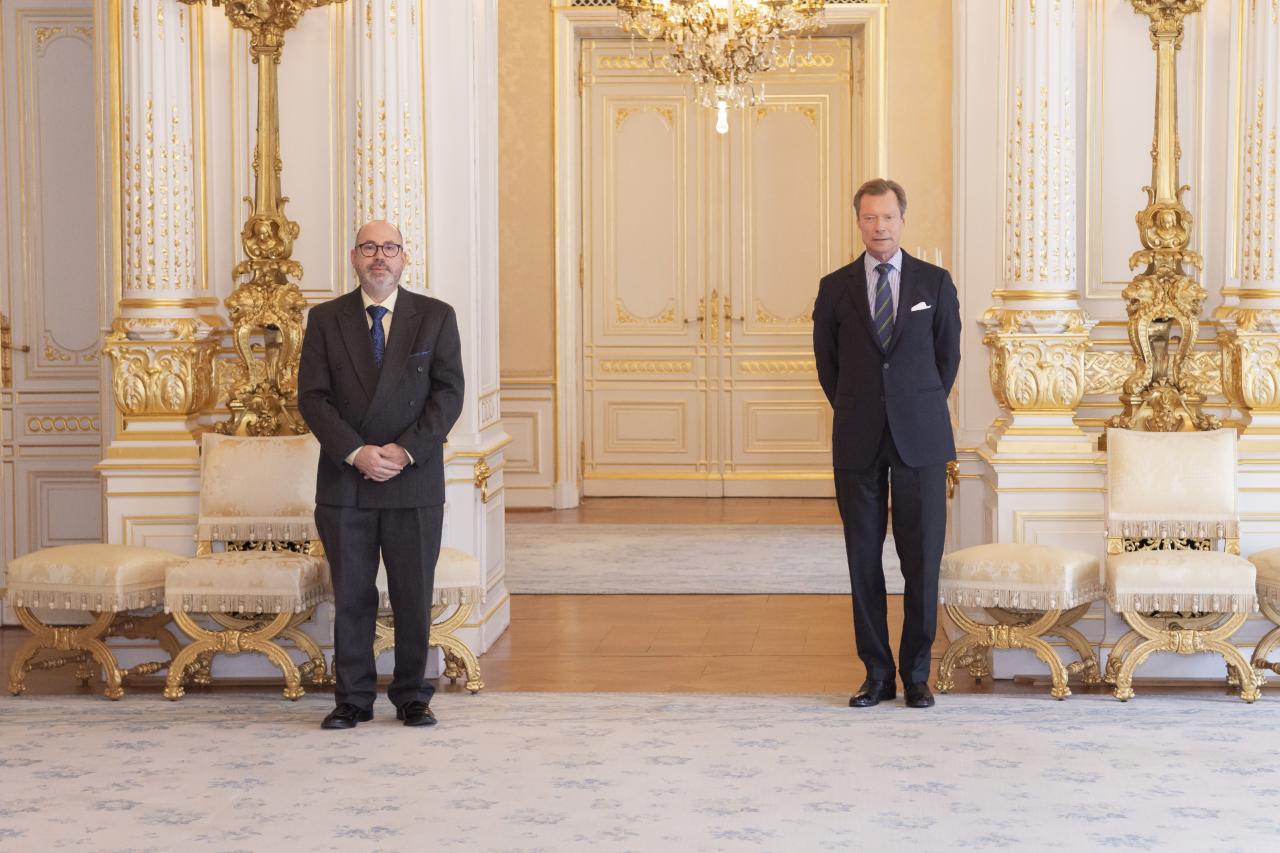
[361,286,398,340]
[864,249,902,321]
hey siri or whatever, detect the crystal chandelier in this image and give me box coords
[617,0,827,133]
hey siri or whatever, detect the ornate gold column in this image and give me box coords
[180,0,343,436]
[354,0,427,291]
[982,0,1095,455]
[1219,0,1280,440]
[102,1,220,461]
[1106,0,1217,433]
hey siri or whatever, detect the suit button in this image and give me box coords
[409,401,416,407]
[417,366,423,373]
[883,362,889,369]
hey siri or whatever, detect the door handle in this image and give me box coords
[1,313,29,389]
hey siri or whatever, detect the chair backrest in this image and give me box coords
[1105,427,1238,539]
[197,432,320,544]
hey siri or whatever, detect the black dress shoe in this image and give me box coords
[396,701,437,727]
[904,682,935,708]
[321,703,373,730]
[849,679,896,708]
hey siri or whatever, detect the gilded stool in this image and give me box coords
[1101,427,1262,703]
[937,543,1103,699]
[374,547,485,693]
[1248,548,1280,677]
[5,544,185,699]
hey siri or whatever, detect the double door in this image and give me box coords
[581,37,854,496]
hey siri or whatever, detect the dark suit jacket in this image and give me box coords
[298,287,465,508]
[812,250,961,470]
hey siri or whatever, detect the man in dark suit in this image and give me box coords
[812,179,961,709]
[299,220,464,729]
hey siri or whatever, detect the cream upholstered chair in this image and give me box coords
[1247,548,1280,677]
[936,544,1102,699]
[162,432,331,700]
[373,547,485,693]
[1102,427,1261,702]
[5,544,186,699]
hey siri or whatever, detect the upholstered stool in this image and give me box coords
[373,547,485,693]
[1248,547,1280,676]
[5,544,186,699]
[161,433,332,701]
[936,543,1103,699]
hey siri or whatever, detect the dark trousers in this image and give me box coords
[315,504,443,711]
[833,428,947,684]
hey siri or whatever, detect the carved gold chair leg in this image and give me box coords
[935,631,984,694]
[1252,600,1280,676]
[1106,612,1220,688]
[8,608,132,700]
[430,600,482,693]
[281,615,332,687]
[103,611,181,659]
[184,651,216,687]
[205,611,331,688]
[991,604,1098,684]
[961,645,993,682]
[941,605,1074,698]
[165,610,304,701]
[1049,605,1101,685]
[373,614,396,658]
[1112,612,1260,703]
[372,601,483,692]
[441,649,464,683]
[73,657,97,687]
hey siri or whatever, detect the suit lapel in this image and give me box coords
[364,287,421,422]
[887,251,918,356]
[338,290,379,398]
[843,252,882,351]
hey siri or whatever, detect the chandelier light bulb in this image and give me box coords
[716,100,729,134]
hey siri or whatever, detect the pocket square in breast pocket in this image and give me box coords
[910,301,931,312]
[408,350,432,358]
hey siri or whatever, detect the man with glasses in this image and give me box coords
[299,220,464,730]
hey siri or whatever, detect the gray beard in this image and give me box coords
[357,268,401,290]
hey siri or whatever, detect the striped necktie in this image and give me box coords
[873,262,894,349]
[367,305,388,367]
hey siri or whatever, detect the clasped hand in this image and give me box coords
[354,444,410,482]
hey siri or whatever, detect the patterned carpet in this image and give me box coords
[1,691,1277,851]
[504,523,903,594]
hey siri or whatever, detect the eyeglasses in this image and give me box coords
[356,241,402,258]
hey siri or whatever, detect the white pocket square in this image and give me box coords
[910,301,931,312]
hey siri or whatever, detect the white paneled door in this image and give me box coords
[0,0,103,623]
[581,38,853,497]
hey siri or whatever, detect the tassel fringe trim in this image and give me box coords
[1253,579,1280,606]
[5,584,165,613]
[1106,519,1238,539]
[165,584,328,615]
[938,584,1103,611]
[379,586,482,610]
[1105,591,1258,614]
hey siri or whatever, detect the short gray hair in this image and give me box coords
[854,179,907,217]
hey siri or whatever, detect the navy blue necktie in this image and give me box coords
[873,263,894,349]
[367,305,388,367]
